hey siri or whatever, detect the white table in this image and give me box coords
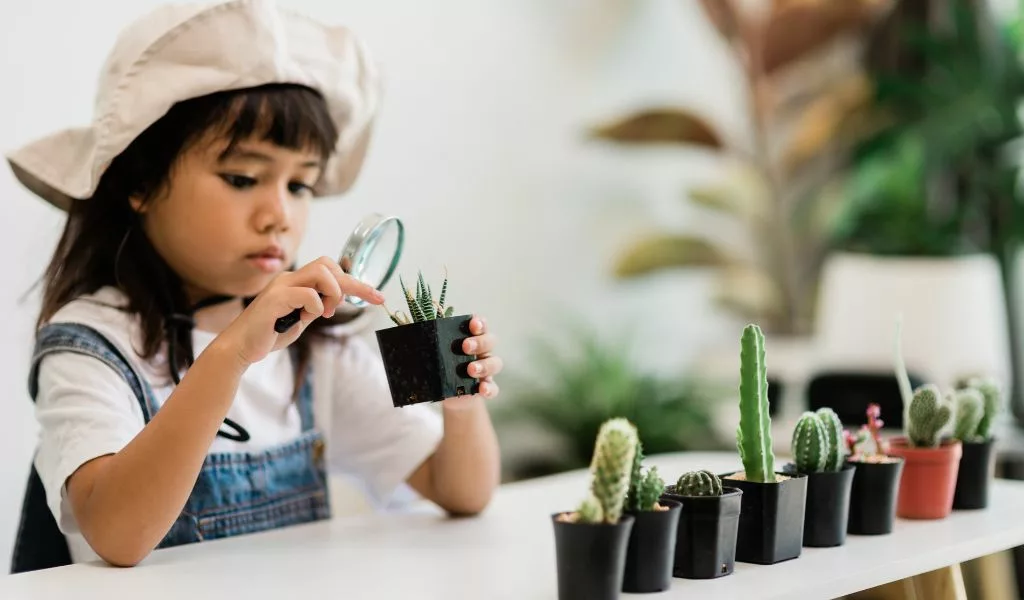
[3,451,1024,599]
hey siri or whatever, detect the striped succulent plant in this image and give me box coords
[385,268,455,325]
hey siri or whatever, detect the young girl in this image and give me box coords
[7,0,502,572]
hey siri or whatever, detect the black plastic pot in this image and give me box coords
[551,513,635,600]
[621,499,681,593]
[953,438,997,510]
[788,463,855,547]
[846,457,904,535]
[375,315,478,407]
[660,487,741,579]
[719,471,807,565]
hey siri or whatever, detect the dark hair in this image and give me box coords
[37,83,363,393]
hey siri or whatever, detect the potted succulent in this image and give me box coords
[784,408,855,547]
[552,418,637,600]
[843,403,904,535]
[720,324,807,565]
[886,322,962,519]
[620,441,681,594]
[377,269,479,407]
[951,376,1002,509]
[661,470,741,580]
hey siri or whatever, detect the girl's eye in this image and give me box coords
[220,174,257,189]
[288,181,314,196]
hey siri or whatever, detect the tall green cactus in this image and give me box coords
[894,317,952,448]
[817,407,845,471]
[953,388,984,442]
[966,377,1001,440]
[625,438,645,513]
[737,324,775,482]
[675,470,723,496]
[577,417,638,524]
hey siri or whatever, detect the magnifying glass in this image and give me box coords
[274,212,404,333]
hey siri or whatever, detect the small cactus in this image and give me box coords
[737,324,775,483]
[907,384,953,447]
[846,403,889,460]
[817,407,846,471]
[384,267,455,325]
[576,417,638,524]
[625,438,645,513]
[953,387,984,443]
[792,411,828,473]
[633,467,666,511]
[674,470,723,497]
[575,494,604,523]
[961,376,1001,441]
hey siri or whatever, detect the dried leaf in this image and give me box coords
[590,108,723,149]
[712,267,785,322]
[779,72,873,172]
[761,1,876,75]
[687,165,771,222]
[612,234,733,278]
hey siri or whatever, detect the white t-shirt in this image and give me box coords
[32,287,444,563]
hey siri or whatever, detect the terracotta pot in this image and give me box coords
[887,437,962,519]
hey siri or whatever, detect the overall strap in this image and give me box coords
[28,322,155,421]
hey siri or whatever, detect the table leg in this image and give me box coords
[843,563,967,600]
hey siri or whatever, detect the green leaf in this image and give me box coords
[612,234,734,278]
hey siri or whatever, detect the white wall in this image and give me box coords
[0,0,743,567]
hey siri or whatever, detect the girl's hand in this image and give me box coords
[444,315,503,409]
[218,256,385,366]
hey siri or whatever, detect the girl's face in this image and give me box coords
[133,133,322,302]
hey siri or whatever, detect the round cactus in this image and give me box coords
[907,384,953,447]
[816,407,845,471]
[792,411,828,473]
[675,470,723,497]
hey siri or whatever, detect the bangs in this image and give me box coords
[201,84,339,162]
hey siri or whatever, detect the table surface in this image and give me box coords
[4,451,1024,600]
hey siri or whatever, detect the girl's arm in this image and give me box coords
[64,257,383,567]
[406,316,502,515]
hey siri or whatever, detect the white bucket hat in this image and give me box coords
[6,0,381,211]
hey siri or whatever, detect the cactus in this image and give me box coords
[674,470,723,497]
[384,267,455,325]
[894,317,952,448]
[737,324,775,483]
[963,376,1001,441]
[576,417,638,524]
[953,387,984,442]
[817,407,845,471]
[625,438,645,512]
[792,411,828,473]
[634,467,666,511]
[575,493,604,523]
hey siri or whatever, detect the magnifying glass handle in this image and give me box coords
[274,293,326,333]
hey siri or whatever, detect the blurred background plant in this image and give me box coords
[491,321,725,480]
[593,0,894,336]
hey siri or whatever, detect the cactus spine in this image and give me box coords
[894,317,952,448]
[737,324,775,482]
[675,470,723,496]
[953,388,984,442]
[576,418,638,524]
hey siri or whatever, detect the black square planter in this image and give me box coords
[660,487,742,579]
[375,315,478,407]
[720,472,807,565]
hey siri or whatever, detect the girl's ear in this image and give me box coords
[129,194,148,214]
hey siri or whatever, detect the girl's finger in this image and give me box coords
[477,378,499,399]
[283,287,325,324]
[468,356,503,379]
[463,333,497,355]
[318,256,385,305]
[469,316,486,335]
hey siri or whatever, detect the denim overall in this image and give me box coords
[10,322,331,573]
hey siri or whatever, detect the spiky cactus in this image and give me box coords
[384,267,455,325]
[576,418,638,524]
[625,438,645,512]
[894,317,952,448]
[817,407,845,471]
[633,467,666,511]
[792,411,828,473]
[953,388,984,442]
[737,324,775,482]
[575,493,604,523]
[674,470,723,497]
